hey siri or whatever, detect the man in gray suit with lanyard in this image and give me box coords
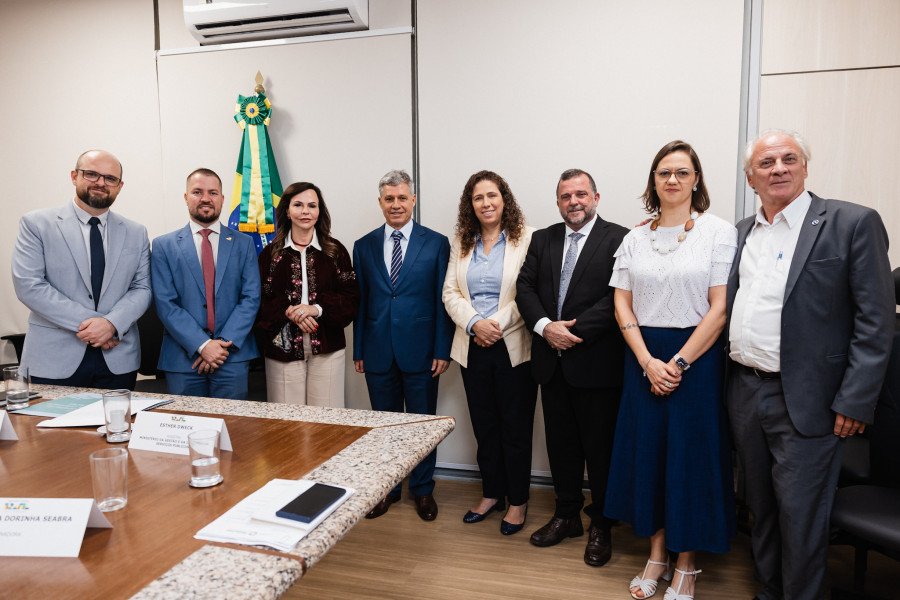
[726,129,894,600]
[12,149,151,390]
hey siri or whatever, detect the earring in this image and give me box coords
[692,185,697,191]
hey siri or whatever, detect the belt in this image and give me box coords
[738,363,781,380]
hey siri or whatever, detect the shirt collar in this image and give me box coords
[565,214,597,239]
[72,200,109,226]
[190,220,222,236]
[384,219,415,240]
[284,229,321,252]
[755,190,811,229]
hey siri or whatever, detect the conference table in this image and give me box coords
[1,385,455,599]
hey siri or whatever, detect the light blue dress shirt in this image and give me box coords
[465,231,507,334]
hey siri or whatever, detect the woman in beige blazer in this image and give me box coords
[442,170,537,536]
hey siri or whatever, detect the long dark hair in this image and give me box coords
[272,182,338,259]
[641,140,711,214]
[454,170,526,257]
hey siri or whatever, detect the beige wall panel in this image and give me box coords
[762,0,900,74]
[0,0,163,363]
[417,0,746,473]
[759,68,900,267]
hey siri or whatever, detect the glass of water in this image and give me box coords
[4,365,30,410]
[90,447,128,512]
[102,389,132,443]
[188,429,223,488]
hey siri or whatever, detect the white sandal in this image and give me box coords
[629,559,672,599]
[663,568,702,600]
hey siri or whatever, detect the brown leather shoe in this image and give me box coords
[584,523,612,566]
[529,516,584,547]
[365,494,399,519]
[413,494,438,521]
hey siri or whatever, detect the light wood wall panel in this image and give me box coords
[759,68,900,267]
[762,0,900,74]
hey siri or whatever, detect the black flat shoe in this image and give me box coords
[500,506,527,536]
[462,499,506,523]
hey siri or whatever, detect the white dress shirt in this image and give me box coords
[189,220,221,266]
[72,201,109,269]
[534,215,599,336]
[382,219,414,273]
[729,191,812,372]
[284,230,323,317]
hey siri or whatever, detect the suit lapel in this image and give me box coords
[784,193,826,303]
[727,216,755,311]
[567,218,605,292]
[177,225,206,297]
[497,236,518,301]
[57,205,92,294]
[395,222,425,288]
[459,243,474,300]
[215,227,235,294]
[369,227,392,289]
[549,224,564,298]
[100,212,125,304]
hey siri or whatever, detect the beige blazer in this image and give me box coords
[442,226,535,368]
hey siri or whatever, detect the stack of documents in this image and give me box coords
[195,479,353,553]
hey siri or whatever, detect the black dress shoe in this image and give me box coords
[463,499,506,523]
[529,516,584,547]
[500,505,527,536]
[413,494,438,521]
[365,494,399,519]
[583,523,612,566]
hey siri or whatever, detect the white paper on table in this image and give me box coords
[250,479,353,531]
[128,412,232,455]
[35,397,162,428]
[0,498,111,558]
[0,411,18,440]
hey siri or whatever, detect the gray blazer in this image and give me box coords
[726,193,895,436]
[12,202,151,378]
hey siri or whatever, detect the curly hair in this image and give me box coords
[272,182,339,260]
[455,170,526,257]
[641,140,710,214]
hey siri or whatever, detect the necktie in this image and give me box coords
[557,232,584,319]
[199,229,216,333]
[389,230,403,287]
[88,217,105,309]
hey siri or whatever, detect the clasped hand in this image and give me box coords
[543,319,582,350]
[77,317,118,350]
[472,319,502,348]
[192,339,232,374]
[285,303,319,333]
[645,357,682,396]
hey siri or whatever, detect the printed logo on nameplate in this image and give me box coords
[128,412,233,455]
[0,412,17,441]
[0,498,111,557]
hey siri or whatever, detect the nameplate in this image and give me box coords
[0,412,17,441]
[128,412,233,455]
[0,498,111,557]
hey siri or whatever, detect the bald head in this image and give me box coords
[71,149,125,214]
[75,149,123,179]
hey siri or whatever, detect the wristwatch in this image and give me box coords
[673,354,691,372]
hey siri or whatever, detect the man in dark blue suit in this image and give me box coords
[353,169,453,521]
[151,168,260,399]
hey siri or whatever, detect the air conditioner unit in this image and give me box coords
[184,0,369,46]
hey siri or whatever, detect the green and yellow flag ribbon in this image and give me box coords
[227,73,283,253]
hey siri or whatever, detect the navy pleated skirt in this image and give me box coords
[604,326,735,553]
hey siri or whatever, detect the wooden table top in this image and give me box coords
[1,405,369,599]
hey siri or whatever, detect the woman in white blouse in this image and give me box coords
[604,141,737,600]
[442,170,536,535]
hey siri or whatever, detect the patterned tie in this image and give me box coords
[88,217,105,309]
[557,232,584,319]
[389,230,403,287]
[199,229,216,333]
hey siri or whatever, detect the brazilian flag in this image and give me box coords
[228,92,283,254]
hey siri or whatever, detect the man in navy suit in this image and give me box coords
[151,168,260,399]
[353,169,453,521]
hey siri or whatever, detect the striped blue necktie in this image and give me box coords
[390,230,403,287]
[557,232,583,319]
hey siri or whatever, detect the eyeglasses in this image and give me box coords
[653,169,697,181]
[78,169,122,186]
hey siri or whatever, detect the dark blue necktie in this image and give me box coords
[390,230,403,287]
[88,216,105,309]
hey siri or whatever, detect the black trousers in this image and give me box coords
[32,346,137,390]
[541,363,620,525]
[460,339,538,506]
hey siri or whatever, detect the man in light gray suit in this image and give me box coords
[726,130,895,600]
[12,149,151,390]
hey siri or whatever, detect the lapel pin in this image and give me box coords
[226,236,233,241]
[811,219,820,226]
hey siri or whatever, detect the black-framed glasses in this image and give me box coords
[78,169,122,186]
[653,169,697,181]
